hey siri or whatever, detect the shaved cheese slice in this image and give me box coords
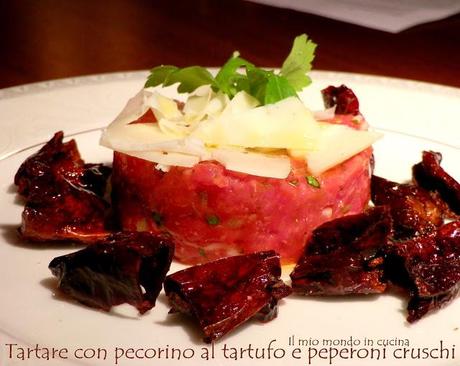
[191,96,320,150]
[145,137,210,157]
[108,89,153,128]
[204,92,229,118]
[100,123,176,151]
[122,150,200,168]
[296,123,382,175]
[220,90,260,117]
[101,123,209,158]
[313,106,336,121]
[158,118,189,137]
[211,148,291,179]
[150,92,182,120]
[101,86,382,179]
[183,85,213,122]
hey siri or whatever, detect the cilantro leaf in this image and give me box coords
[215,54,254,98]
[280,34,317,91]
[206,214,220,226]
[145,65,179,88]
[264,74,298,105]
[144,34,317,105]
[246,66,272,104]
[145,65,215,93]
[246,67,297,105]
[306,175,321,188]
[168,66,216,93]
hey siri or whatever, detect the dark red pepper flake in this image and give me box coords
[290,206,392,295]
[413,150,460,215]
[321,85,360,115]
[49,231,175,314]
[164,250,291,342]
[384,221,460,322]
[14,131,112,243]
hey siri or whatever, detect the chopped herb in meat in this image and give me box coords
[206,214,220,226]
[152,211,164,226]
[306,175,320,188]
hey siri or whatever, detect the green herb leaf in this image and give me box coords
[199,248,207,257]
[280,34,317,91]
[144,34,317,105]
[246,66,272,104]
[145,65,216,93]
[166,66,216,93]
[206,214,220,226]
[145,65,179,88]
[152,211,164,226]
[306,175,321,188]
[264,74,298,105]
[215,54,254,98]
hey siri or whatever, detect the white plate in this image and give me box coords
[0,71,459,366]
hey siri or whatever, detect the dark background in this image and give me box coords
[1,0,460,88]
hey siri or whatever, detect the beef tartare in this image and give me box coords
[101,35,381,264]
[112,141,372,265]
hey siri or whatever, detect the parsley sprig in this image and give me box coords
[145,34,316,105]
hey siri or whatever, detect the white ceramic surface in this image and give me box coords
[0,72,459,366]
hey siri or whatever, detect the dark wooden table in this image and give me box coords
[1,0,460,89]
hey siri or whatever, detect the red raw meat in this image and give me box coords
[111,84,373,264]
[112,146,372,264]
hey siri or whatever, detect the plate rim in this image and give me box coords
[1,70,460,100]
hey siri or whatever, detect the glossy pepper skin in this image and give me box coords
[164,250,291,343]
[371,175,444,240]
[413,150,460,215]
[49,231,174,314]
[321,85,360,115]
[290,206,392,295]
[14,131,112,243]
[384,221,460,322]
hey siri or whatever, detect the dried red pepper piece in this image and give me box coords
[290,206,392,295]
[15,131,84,199]
[384,221,460,322]
[14,131,112,243]
[413,150,460,215]
[164,250,291,343]
[49,232,174,314]
[371,175,444,239]
[321,84,360,115]
[438,220,460,239]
